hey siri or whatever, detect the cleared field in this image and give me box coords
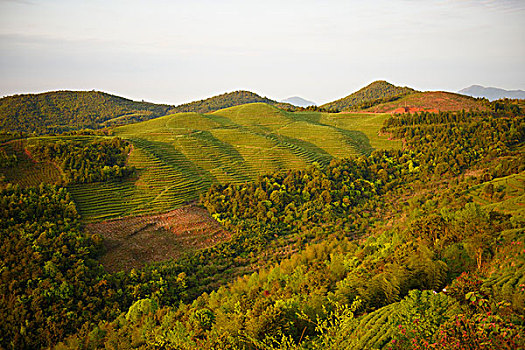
[85,205,230,272]
[4,103,400,222]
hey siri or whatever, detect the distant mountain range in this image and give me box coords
[281,96,316,107]
[171,90,297,114]
[458,85,525,101]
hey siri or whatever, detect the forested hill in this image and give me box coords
[0,91,173,134]
[0,90,298,135]
[170,90,298,114]
[321,80,416,112]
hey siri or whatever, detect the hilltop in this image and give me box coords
[459,85,525,101]
[0,90,297,135]
[0,84,497,136]
[321,80,416,111]
[171,90,297,114]
[320,81,492,113]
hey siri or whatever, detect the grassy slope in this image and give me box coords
[66,103,399,222]
[365,91,490,113]
[1,103,399,222]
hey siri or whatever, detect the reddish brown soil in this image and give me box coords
[366,91,490,113]
[85,205,231,272]
[391,107,439,114]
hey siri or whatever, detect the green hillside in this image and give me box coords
[0,90,299,135]
[170,90,297,114]
[321,80,416,111]
[64,103,398,222]
[0,91,172,134]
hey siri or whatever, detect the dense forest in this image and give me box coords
[320,81,416,112]
[0,91,172,134]
[0,100,524,349]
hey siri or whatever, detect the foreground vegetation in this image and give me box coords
[0,99,523,349]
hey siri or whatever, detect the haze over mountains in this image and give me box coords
[458,85,525,101]
[281,96,316,107]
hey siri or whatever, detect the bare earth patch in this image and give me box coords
[85,205,230,273]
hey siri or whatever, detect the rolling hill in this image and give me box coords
[321,80,416,111]
[0,91,173,134]
[171,90,298,113]
[72,103,399,222]
[1,103,400,222]
[2,87,523,349]
[0,90,297,135]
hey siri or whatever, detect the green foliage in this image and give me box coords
[390,290,460,346]
[3,106,525,349]
[0,91,171,134]
[28,137,134,184]
[126,299,159,323]
[0,184,108,349]
[0,184,190,349]
[482,228,525,314]
[171,90,299,114]
[298,298,362,349]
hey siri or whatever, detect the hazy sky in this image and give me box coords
[1,0,524,105]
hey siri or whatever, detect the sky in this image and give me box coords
[0,0,524,105]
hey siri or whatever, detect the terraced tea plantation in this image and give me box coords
[0,139,62,187]
[4,103,399,222]
[467,171,525,221]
